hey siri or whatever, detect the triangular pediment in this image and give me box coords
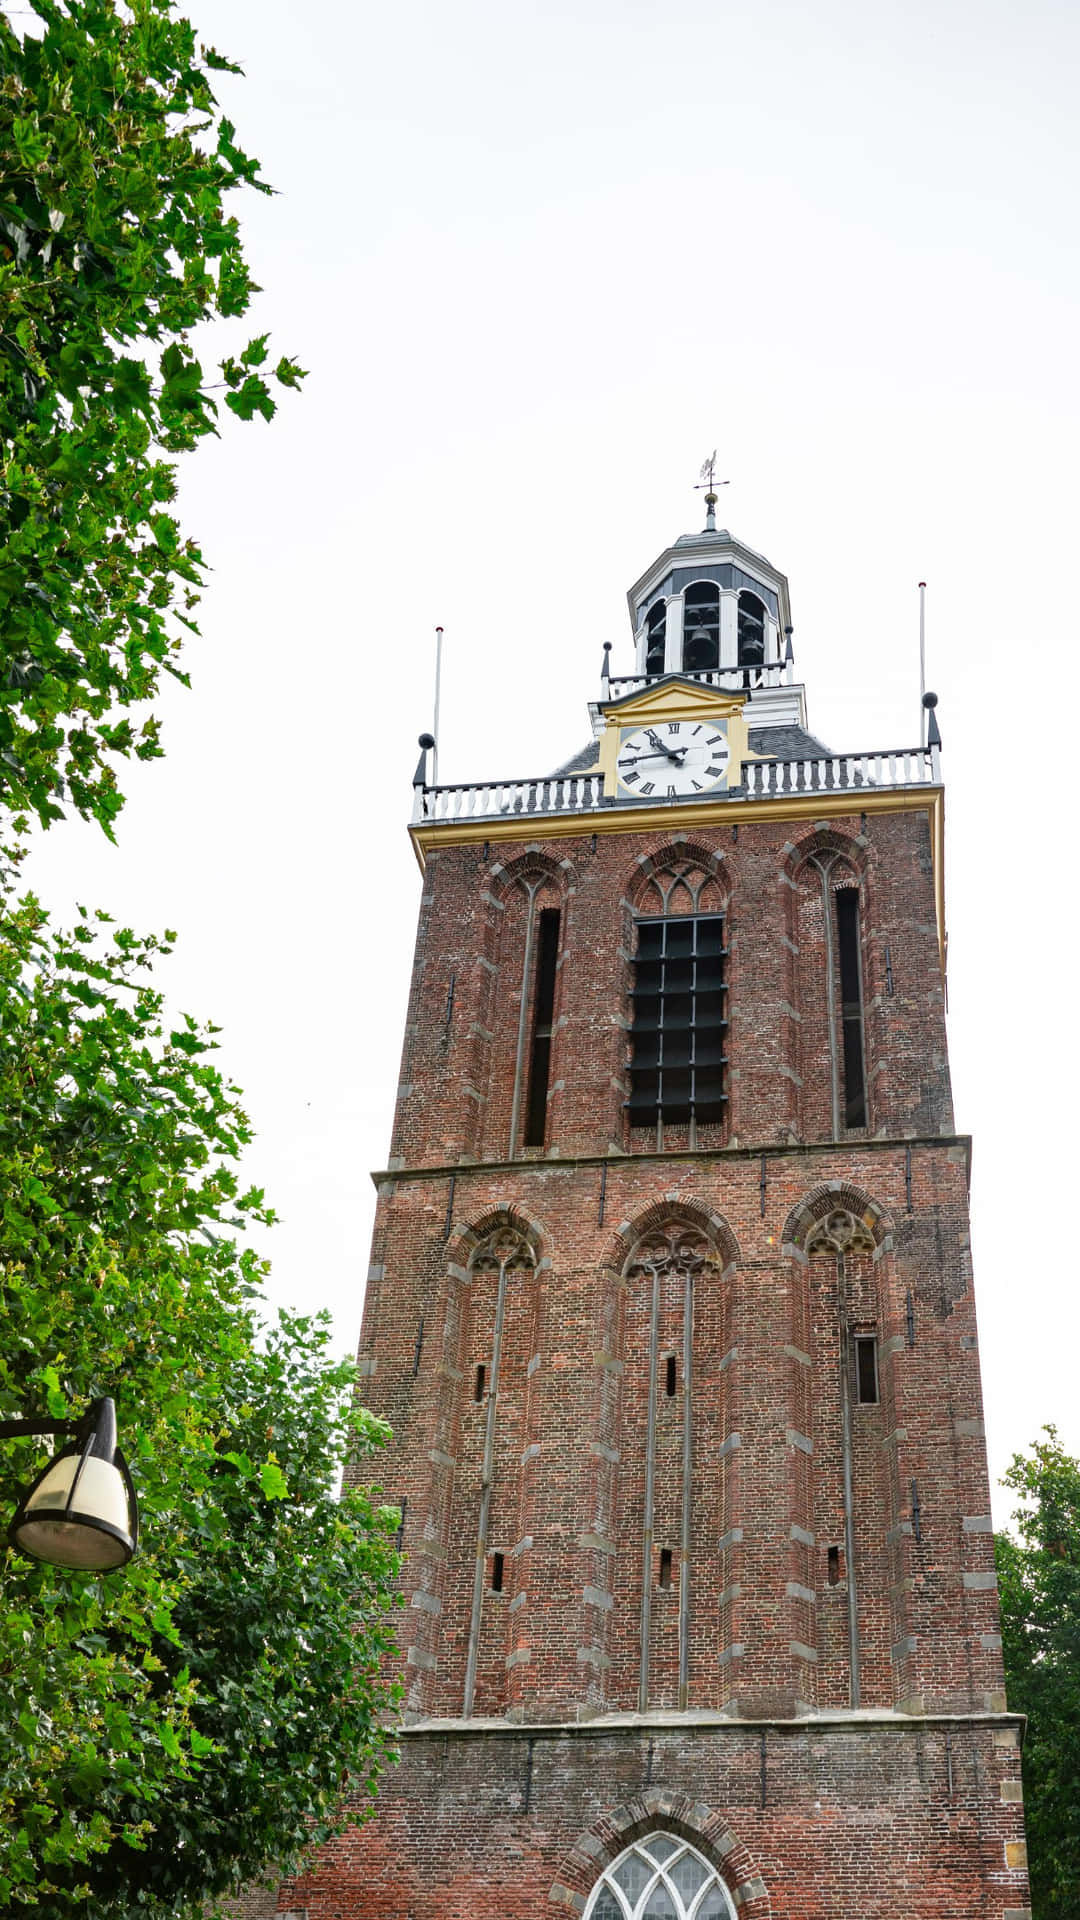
[600,675,747,727]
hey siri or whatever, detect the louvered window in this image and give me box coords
[629,914,728,1129]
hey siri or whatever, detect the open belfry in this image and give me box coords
[284,497,1030,1919]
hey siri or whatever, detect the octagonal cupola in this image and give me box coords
[628,523,793,682]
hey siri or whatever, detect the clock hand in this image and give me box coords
[643,729,690,765]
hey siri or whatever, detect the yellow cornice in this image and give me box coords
[409,783,947,974]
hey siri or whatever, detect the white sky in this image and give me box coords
[25,0,1080,1522]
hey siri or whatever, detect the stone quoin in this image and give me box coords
[270,507,1029,1919]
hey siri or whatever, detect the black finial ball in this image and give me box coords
[922,692,938,710]
[418,732,436,749]
[603,641,612,652]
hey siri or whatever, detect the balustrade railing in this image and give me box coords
[413,769,605,823]
[412,745,939,825]
[743,744,940,796]
[606,662,790,697]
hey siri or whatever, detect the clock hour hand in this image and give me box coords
[644,729,688,764]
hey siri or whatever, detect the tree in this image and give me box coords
[0,863,402,1916]
[996,1429,1080,1919]
[0,0,305,834]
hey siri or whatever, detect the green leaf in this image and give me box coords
[258,1460,288,1500]
[224,375,276,423]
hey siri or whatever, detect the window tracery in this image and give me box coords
[584,1834,736,1920]
[469,1225,537,1273]
[624,1225,719,1280]
[637,860,724,917]
[805,1208,876,1257]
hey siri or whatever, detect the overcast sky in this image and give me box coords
[24,0,1080,1518]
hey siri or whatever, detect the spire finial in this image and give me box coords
[694,450,729,532]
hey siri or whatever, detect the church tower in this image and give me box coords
[283,503,1030,1920]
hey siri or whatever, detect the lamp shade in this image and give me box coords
[9,1398,138,1571]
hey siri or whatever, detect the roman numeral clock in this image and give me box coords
[616,721,731,798]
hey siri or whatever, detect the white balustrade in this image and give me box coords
[742,747,939,799]
[414,749,938,824]
[606,662,790,698]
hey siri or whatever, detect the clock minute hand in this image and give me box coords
[644,728,688,764]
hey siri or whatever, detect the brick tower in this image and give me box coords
[283,506,1030,1920]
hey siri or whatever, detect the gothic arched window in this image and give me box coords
[629,863,728,1136]
[736,590,765,667]
[682,583,720,672]
[585,1834,736,1920]
[646,601,667,675]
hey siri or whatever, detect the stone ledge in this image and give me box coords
[395,1709,1027,1740]
[370,1132,974,1188]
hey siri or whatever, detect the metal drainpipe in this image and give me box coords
[678,1262,695,1709]
[817,857,841,1141]
[837,1255,861,1708]
[507,883,539,1159]
[463,1255,510,1717]
[638,1260,662,1715]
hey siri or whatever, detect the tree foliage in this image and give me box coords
[997,1429,1080,1919]
[0,863,401,1916]
[0,0,305,833]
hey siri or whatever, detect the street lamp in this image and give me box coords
[1,1396,138,1572]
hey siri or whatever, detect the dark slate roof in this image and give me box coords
[551,723,830,778]
[747,723,832,759]
[550,742,601,775]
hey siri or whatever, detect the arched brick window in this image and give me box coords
[628,857,727,1147]
[585,1834,737,1920]
[789,834,869,1139]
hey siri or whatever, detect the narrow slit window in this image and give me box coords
[474,1363,486,1402]
[491,1551,504,1592]
[628,913,728,1130]
[658,1547,673,1589]
[524,908,560,1147]
[827,1545,841,1585]
[855,1335,879,1405]
[834,888,867,1127]
[665,1355,677,1397]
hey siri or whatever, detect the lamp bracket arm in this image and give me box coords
[0,1416,80,1441]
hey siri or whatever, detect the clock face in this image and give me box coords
[616,721,730,798]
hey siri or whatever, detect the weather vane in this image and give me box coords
[694,450,728,530]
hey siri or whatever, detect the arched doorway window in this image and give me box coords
[736,590,765,667]
[585,1834,736,1920]
[645,601,667,675]
[682,583,720,672]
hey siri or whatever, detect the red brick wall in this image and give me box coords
[280,1720,1029,1920]
[358,1138,1000,1722]
[312,800,1029,1920]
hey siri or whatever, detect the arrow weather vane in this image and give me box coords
[694,450,729,530]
